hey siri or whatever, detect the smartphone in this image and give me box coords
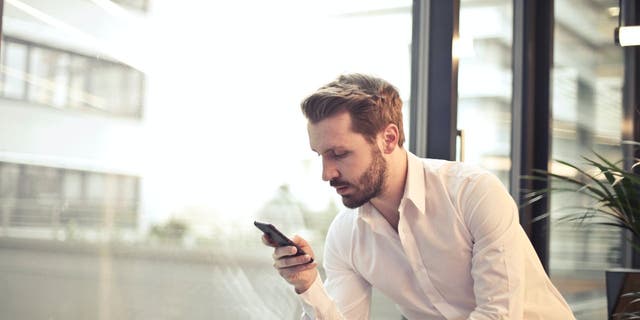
[254,221,311,260]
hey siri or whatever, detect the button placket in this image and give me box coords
[398,216,463,318]
[398,221,442,304]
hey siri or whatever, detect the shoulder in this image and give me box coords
[326,208,359,243]
[419,157,499,193]
[421,158,489,179]
[323,208,360,267]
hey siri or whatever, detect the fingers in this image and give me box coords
[272,245,298,260]
[291,234,307,245]
[277,261,317,282]
[273,253,314,269]
[261,234,277,247]
[262,233,317,293]
[291,235,315,256]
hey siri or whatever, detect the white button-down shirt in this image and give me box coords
[298,152,575,319]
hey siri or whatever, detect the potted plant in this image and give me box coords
[523,141,640,319]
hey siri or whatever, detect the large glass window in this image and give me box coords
[0,36,145,118]
[28,47,70,107]
[0,1,412,319]
[550,1,624,319]
[68,55,90,109]
[0,162,139,236]
[457,0,513,186]
[2,40,28,99]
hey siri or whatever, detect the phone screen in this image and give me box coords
[254,221,307,257]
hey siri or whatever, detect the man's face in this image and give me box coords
[307,112,387,208]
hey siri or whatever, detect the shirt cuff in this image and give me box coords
[298,274,334,318]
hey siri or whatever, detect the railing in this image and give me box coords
[0,198,138,240]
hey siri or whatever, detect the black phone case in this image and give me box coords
[254,221,307,257]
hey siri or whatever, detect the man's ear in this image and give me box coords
[381,124,399,153]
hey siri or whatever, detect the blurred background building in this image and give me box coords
[0,0,631,319]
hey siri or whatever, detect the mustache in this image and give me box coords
[330,179,350,187]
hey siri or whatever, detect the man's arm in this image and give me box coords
[297,258,371,320]
[263,234,317,293]
[462,173,526,319]
[301,218,372,319]
[264,228,372,319]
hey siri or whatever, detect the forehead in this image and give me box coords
[307,112,368,153]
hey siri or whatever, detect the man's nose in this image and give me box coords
[321,160,339,181]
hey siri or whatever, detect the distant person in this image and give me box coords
[261,74,575,319]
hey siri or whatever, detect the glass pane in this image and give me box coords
[116,176,138,228]
[457,0,513,186]
[121,69,143,116]
[551,1,623,319]
[68,55,89,109]
[13,165,60,227]
[85,172,105,201]
[0,163,20,233]
[2,40,28,99]
[28,47,70,107]
[87,60,121,112]
[0,38,142,117]
[63,171,83,199]
[0,163,20,198]
[0,1,412,318]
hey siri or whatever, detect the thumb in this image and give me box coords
[291,234,314,256]
[291,234,308,246]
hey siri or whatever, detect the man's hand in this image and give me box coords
[262,234,318,294]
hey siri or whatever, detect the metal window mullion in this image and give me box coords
[1,39,6,95]
[409,0,430,157]
[620,0,640,268]
[23,44,32,101]
[135,70,144,118]
[0,0,3,92]
[409,0,459,160]
[60,52,72,109]
[511,0,554,273]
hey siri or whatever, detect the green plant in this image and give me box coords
[149,218,189,243]
[524,141,640,252]
[524,141,640,319]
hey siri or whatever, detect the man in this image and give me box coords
[262,74,575,319]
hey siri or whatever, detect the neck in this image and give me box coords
[370,148,408,231]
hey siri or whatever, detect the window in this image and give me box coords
[68,55,90,109]
[0,162,140,237]
[457,0,513,186]
[550,0,623,318]
[28,47,70,107]
[2,40,28,99]
[0,1,412,319]
[0,36,145,118]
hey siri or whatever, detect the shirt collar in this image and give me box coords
[357,151,427,227]
[401,151,426,215]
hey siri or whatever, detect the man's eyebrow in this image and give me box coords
[311,147,343,156]
[320,147,349,156]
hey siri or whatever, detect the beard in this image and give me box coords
[330,146,388,208]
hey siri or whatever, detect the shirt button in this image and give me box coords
[499,246,505,252]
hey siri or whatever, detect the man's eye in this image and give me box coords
[333,152,348,159]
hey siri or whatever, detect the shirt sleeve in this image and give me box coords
[461,173,526,319]
[299,214,372,320]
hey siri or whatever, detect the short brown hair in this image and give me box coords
[301,74,405,147]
